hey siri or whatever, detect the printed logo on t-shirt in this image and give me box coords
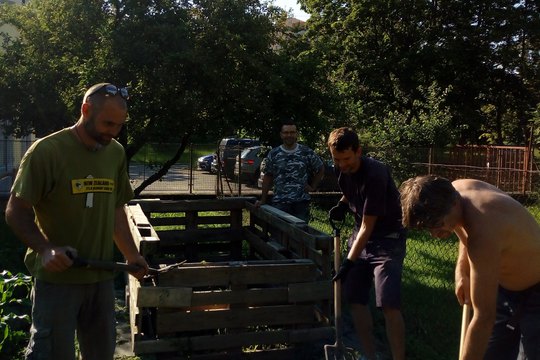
[71,178,115,194]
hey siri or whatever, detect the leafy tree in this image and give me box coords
[0,0,335,194]
[301,0,540,146]
[0,0,109,137]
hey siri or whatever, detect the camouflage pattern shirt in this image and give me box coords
[262,144,323,204]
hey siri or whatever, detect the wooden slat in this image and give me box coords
[157,228,241,246]
[156,304,317,333]
[244,228,287,261]
[245,202,332,252]
[138,237,160,258]
[288,281,332,302]
[188,348,297,360]
[192,287,289,307]
[148,216,187,227]
[258,204,307,226]
[127,203,154,236]
[137,286,291,308]
[137,286,193,307]
[126,204,161,257]
[128,275,142,349]
[134,198,252,213]
[133,327,333,354]
[150,214,233,227]
[245,227,327,274]
[158,260,317,287]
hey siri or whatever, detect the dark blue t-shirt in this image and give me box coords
[337,156,403,237]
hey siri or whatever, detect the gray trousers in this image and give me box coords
[25,279,116,360]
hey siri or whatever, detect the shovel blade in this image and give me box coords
[324,343,357,360]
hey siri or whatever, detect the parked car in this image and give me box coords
[234,146,268,185]
[197,153,215,172]
[218,137,260,178]
[210,156,219,174]
[257,158,339,192]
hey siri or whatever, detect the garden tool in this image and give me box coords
[459,303,472,359]
[324,218,357,360]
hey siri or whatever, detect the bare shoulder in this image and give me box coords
[452,178,504,194]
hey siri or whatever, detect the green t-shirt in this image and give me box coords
[11,128,134,284]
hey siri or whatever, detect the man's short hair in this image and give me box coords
[327,127,360,152]
[83,83,127,112]
[399,175,459,229]
[280,118,297,132]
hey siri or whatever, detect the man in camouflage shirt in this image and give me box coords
[255,120,324,222]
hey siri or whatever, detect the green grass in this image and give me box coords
[309,203,460,360]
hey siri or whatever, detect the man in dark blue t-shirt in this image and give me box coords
[327,127,407,360]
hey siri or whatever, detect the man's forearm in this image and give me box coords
[461,316,493,360]
[347,215,377,260]
[456,241,470,275]
[5,195,51,254]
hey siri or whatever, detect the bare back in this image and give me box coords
[454,179,540,290]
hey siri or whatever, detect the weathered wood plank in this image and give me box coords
[158,261,317,287]
[126,204,161,257]
[288,281,332,302]
[150,214,234,227]
[127,203,153,236]
[136,286,193,307]
[187,348,297,360]
[127,198,333,357]
[156,228,242,246]
[243,228,287,261]
[132,327,333,354]
[128,275,142,349]
[156,304,317,333]
[258,205,307,226]
[245,202,332,252]
[134,198,251,213]
[191,287,289,307]
[137,286,292,308]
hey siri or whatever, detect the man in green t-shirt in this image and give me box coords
[5,83,148,360]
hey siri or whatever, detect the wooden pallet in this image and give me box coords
[125,198,333,359]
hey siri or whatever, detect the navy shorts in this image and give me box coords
[343,232,406,309]
[484,285,540,360]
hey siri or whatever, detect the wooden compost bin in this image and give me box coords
[125,197,334,359]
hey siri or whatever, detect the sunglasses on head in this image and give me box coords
[86,84,129,100]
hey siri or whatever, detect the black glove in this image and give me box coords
[329,201,349,221]
[332,258,354,282]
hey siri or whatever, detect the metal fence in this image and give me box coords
[0,138,33,194]
[3,139,539,198]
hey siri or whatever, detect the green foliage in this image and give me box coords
[0,270,32,357]
[0,0,334,144]
[363,82,460,183]
[302,0,540,146]
[0,0,338,193]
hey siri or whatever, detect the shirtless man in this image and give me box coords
[399,175,540,360]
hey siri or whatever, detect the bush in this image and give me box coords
[0,270,32,358]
